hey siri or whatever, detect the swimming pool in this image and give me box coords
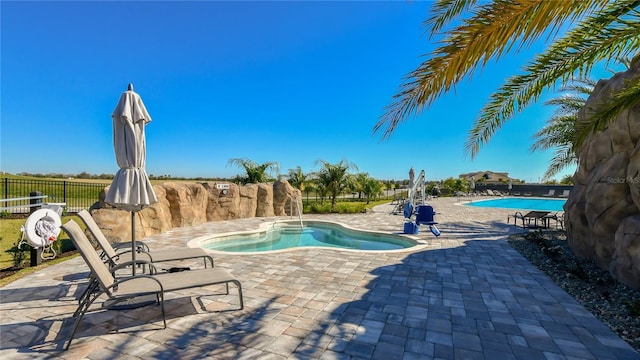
[464,197,566,211]
[195,221,417,253]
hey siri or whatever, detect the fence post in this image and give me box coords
[29,191,43,267]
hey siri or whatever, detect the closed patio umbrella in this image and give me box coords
[105,84,157,275]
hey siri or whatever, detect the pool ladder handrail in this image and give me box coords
[290,195,303,229]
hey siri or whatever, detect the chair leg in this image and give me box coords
[159,292,166,329]
[66,291,101,350]
[234,280,244,310]
[77,280,93,305]
[75,280,99,317]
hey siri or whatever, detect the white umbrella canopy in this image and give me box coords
[105,84,157,210]
[105,84,157,276]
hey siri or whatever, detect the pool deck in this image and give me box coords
[1,197,638,359]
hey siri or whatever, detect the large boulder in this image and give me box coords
[256,183,274,217]
[202,182,241,221]
[163,182,208,228]
[239,184,258,218]
[566,56,640,290]
[273,179,302,216]
[610,215,640,290]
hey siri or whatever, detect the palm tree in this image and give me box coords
[286,166,308,191]
[353,172,371,199]
[311,180,327,204]
[374,0,640,157]
[560,174,573,185]
[362,178,384,204]
[227,158,279,184]
[531,78,596,181]
[314,159,358,211]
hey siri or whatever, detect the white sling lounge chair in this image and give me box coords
[61,219,243,350]
[76,209,218,305]
[77,209,215,270]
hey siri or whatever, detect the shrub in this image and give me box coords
[335,203,365,214]
[306,202,332,214]
[6,242,28,268]
[304,202,367,214]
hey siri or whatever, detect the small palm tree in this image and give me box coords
[353,173,371,199]
[227,158,279,184]
[532,78,596,181]
[314,159,358,211]
[560,174,574,185]
[362,178,384,204]
[286,166,308,191]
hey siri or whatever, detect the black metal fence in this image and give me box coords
[1,178,109,213]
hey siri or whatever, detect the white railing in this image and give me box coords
[0,195,48,212]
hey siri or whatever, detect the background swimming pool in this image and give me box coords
[202,223,415,252]
[464,197,566,211]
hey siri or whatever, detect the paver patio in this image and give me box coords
[1,197,638,359]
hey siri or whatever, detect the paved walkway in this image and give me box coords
[1,197,638,359]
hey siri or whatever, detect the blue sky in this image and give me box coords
[0,1,621,183]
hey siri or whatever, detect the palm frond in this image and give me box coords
[544,95,589,114]
[425,0,478,35]
[542,145,577,181]
[465,1,640,157]
[561,78,598,95]
[375,0,610,140]
[530,114,577,152]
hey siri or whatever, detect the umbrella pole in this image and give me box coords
[131,211,136,276]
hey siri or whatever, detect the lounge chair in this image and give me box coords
[77,209,214,270]
[508,211,551,228]
[542,189,555,197]
[559,190,570,198]
[61,219,243,350]
[486,189,495,196]
[76,209,218,306]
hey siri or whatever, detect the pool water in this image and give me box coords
[200,222,416,252]
[464,197,566,211]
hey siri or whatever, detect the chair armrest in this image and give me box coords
[108,274,164,295]
[112,241,150,253]
[110,259,157,275]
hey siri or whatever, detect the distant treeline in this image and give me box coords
[13,172,232,182]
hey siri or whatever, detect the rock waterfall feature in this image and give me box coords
[565,58,640,290]
[89,180,302,245]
